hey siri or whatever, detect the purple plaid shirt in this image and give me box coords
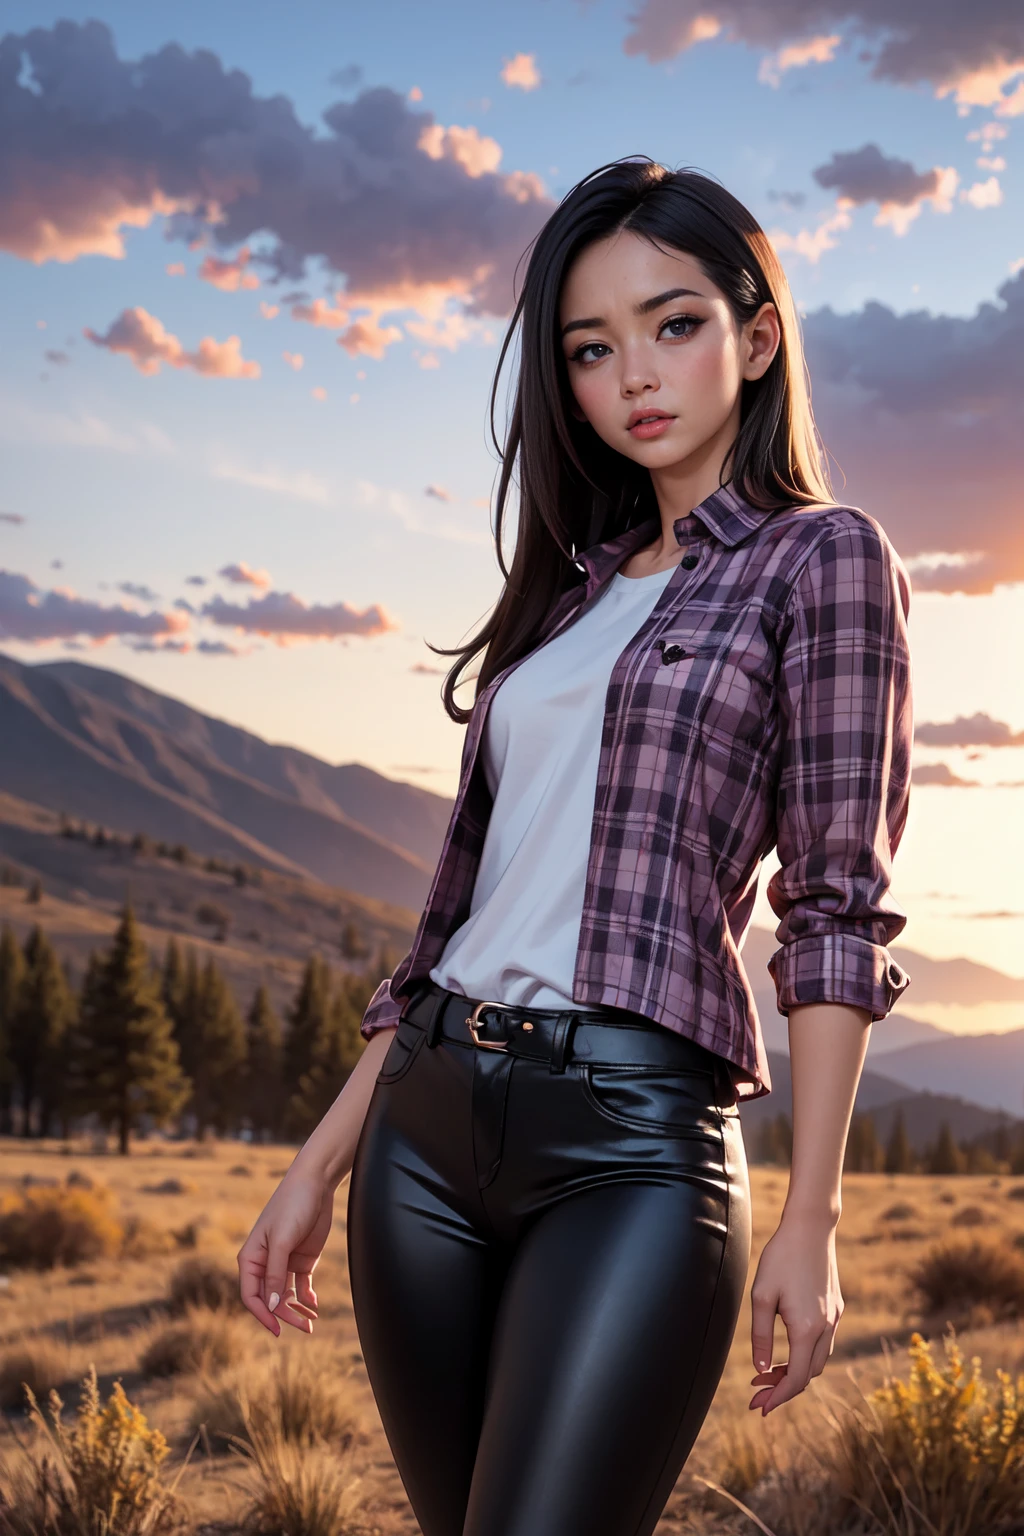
[360,481,914,1099]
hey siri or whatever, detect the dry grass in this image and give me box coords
[188,1351,364,1454]
[165,1256,241,1316]
[0,1186,123,1271]
[0,1343,72,1413]
[1,1144,1024,1534]
[138,1311,248,1381]
[909,1237,1024,1331]
[234,1416,376,1536]
[0,1366,189,1536]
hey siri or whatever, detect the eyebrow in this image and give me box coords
[560,287,706,339]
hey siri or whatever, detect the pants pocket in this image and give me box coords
[581,1064,722,1138]
[375,1020,426,1085]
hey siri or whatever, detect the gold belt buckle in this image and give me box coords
[465,999,533,1051]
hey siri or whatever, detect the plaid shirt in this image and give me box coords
[360,481,914,1099]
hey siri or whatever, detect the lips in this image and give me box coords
[626,409,673,429]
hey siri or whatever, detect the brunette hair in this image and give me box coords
[431,155,836,724]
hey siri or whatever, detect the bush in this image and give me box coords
[815,1331,1024,1536]
[188,1353,362,1455]
[0,1344,68,1412]
[880,1201,918,1222]
[166,1256,240,1315]
[139,1313,245,1380]
[950,1203,988,1227]
[141,1179,194,1196]
[0,1365,185,1536]
[236,1416,372,1536]
[909,1237,1024,1328]
[0,1188,122,1271]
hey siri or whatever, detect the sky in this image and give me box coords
[1,1,1023,979]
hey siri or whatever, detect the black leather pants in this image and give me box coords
[347,983,751,1536]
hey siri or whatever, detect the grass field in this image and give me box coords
[0,1140,1022,1535]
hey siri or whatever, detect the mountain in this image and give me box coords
[0,653,454,908]
[738,925,1023,1057]
[739,1051,1020,1152]
[868,1031,1024,1117]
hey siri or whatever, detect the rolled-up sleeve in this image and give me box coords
[765,511,913,1020]
[359,975,405,1039]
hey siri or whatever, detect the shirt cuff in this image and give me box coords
[767,933,910,1021]
[359,977,404,1040]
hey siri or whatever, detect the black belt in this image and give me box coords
[397,978,730,1084]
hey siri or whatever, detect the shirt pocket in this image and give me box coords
[638,634,774,758]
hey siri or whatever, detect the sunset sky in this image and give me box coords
[1,1,1023,978]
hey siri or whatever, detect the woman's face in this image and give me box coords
[558,230,779,476]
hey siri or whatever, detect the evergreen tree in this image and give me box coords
[860,1113,883,1172]
[283,954,333,1101]
[883,1107,914,1174]
[928,1120,964,1176]
[10,927,73,1136]
[844,1113,866,1173]
[66,908,188,1154]
[160,938,187,1027]
[245,984,284,1140]
[0,925,24,1134]
[993,1115,1012,1168]
[339,921,369,960]
[179,958,246,1137]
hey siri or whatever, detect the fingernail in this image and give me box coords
[268,1292,280,1312]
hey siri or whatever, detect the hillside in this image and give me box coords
[0,653,453,907]
[869,1031,1024,1116]
[739,1051,1020,1151]
[0,789,419,1019]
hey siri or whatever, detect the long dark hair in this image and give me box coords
[431,155,836,724]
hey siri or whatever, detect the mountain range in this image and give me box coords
[1,650,1021,1122]
[0,652,451,907]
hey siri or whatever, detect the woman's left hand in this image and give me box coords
[747,1210,844,1415]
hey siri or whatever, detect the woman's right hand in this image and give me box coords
[237,1170,334,1336]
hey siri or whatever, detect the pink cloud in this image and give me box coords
[84,307,260,378]
[0,569,188,643]
[198,246,261,292]
[201,589,400,644]
[218,561,272,590]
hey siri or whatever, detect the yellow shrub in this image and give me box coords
[0,1187,122,1271]
[0,1365,185,1536]
[823,1331,1024,1536]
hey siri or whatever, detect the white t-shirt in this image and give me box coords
[429,561,677,1009]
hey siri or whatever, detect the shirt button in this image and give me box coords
[680,553,699,570]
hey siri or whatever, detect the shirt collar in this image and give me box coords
[573,480,781,589]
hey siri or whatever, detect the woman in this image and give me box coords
[238,156,914,1536]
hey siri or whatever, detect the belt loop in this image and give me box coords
[549,1011,578,1074]
[422,986,446,1048]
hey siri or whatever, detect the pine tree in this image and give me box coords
[283,954,333,1101]
[844,1113,866,1173]
[0,925,24,1135]
[861,1113,883,1172]
[883,1106,914,1174]
[66,909,188,1154]
[11,927,73,1136]
[245,984,284,1140]
[160,938,187,1027]
[180,958,246,1137]
[928,1120,964,1176]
